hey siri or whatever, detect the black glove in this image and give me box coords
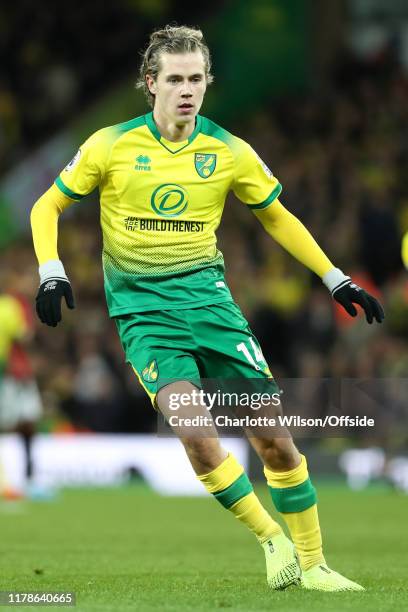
[36,278,75,327]
[332,279,384,324]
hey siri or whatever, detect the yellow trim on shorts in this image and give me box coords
[132,366,157,408]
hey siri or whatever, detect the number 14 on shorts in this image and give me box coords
[236,338,266,371]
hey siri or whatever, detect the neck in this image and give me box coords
[152,109,195,142]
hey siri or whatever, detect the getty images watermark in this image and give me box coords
[168,388,282,411]
[154,378,395,438]
[166,389,374,429]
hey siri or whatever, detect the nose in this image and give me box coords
[181,81,193,97]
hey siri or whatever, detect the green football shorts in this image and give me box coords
[115,301,277,405]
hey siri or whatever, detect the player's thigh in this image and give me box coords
[115,310,200,406]
[157,379,218,435]
[190,302,279,387]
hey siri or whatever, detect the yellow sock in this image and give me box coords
[264,454,324,570]
[198,453,282,542]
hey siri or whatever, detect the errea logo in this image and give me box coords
[135,155,151,171]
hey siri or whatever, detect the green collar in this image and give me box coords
[144,112,202,154]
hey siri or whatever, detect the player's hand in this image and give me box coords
[323,268,384,324]
[36,278,75,327]
[332,279,384,324]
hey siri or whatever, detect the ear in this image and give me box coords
[146,75,156,95]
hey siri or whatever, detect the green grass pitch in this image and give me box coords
[0,483,406,611]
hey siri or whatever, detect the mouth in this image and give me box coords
[178,103,194,112]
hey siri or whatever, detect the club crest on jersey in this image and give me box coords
[142,360,159,383]
[194,153,217,179]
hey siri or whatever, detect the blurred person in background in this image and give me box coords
[402,231,408,270]
[0,259,43,499]
[30,24,385,594]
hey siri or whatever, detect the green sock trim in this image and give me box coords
[269,477,317,513]
[213,472,253,509]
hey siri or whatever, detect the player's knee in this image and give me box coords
[256,438,300,471]
[181,436,223,472]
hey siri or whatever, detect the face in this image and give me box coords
[146,50,207,125]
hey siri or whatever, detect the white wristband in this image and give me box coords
[322,267,350,294]
[39,260,68,285]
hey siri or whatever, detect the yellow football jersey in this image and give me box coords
[55,112,282,315]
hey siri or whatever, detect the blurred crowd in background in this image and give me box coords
[2,2,133,171]
[0,3,407,456]
[0,0,216,172]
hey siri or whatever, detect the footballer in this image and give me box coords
[31,25,384,591]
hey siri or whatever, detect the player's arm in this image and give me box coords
[30,184,76,327]
[254,199,384,324]
[254,199,333,277]
[232,139,384,323]
[31,130,107,327]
